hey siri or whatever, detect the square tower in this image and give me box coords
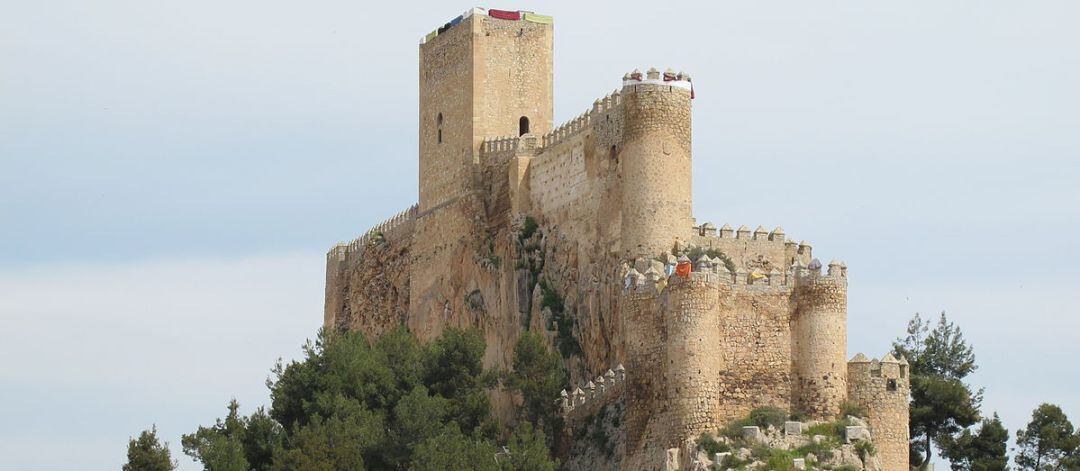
[418,10,554,212]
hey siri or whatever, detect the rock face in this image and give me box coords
[323,7,910,471]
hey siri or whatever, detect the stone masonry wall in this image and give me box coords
[687,223,811,273]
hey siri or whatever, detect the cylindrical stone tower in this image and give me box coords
[847,354,911,471]
[619,68,693,258]
[662,276,721,446]
[792,261,849,418]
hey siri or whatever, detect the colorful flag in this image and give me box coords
[488,9,521,20]
[523,12,553,24]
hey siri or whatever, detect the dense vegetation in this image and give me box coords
[126,327,563,470]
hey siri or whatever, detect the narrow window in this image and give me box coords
[887,379,898,392]
[519,116,529,136]
[437,113,443,144]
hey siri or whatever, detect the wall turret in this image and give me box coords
[792,259,848,418]
[618,67,693,257]
[847,353,911,471]
[662,275,723,444]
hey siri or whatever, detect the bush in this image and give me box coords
[855,440,876,461]
[763,449,798,471]
[751,444,774,460]
[696,433,730,456]
[806,419,847,439]
[519,216,539,241]
[748,406,789,429]
[719,453,749,469]
[539,281,580,358]
[839,401,868,419]
[719,407,790,441]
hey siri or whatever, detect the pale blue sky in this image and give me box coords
[2,1,1078,469]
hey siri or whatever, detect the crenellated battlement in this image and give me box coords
[537,110,594,149]
[621,67,693,92]
[558,364,627,425]
[480,136,520,154]
[848,353,909,383]
[327,204,418,261]
[620,255,848,299]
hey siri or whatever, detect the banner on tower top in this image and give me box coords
[488,9,521,20]
[522,12,553,24]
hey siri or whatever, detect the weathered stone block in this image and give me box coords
[793,458,807,470]
[742,426,762,441]
[665,448,680,471]
[785,421,804,435]
[714,452,731,466]
[845,425,871,443]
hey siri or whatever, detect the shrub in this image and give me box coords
[719,453,750,469]
[696,433,730,456]
[839,401,868,419]
[806,420,846,439]
[748,406,789,429]
[539,281,580,358]
[519,216,539,241]
[764,449,797,471]
[855,440,876,461]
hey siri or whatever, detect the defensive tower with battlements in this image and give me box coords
[323,7,909,471]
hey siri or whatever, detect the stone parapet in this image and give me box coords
[328,204,419,262]
[558,364,627,425]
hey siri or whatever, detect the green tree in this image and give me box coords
[506,332,568,430]
[1015,404,1077,470]
[894,312,983,469]
[183,325,560,469]
[423,327,496,435]
[410,425,500,471]
[181,400,255,471]
[271,397,385,471]
[941,413,1009,471]
[500,422,559,471]
[124,426,176,471]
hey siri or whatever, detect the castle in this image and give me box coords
[324,8,909,470]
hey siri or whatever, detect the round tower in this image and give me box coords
[792,260,849,418]
[661,275,721,447]
[618,67,693,258]
[847,353,911,471]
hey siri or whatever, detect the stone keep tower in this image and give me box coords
[418,11,553,212]
[411,11,554,320]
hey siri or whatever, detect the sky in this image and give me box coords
[2,0,1078,469]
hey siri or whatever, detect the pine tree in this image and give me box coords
[1015,404,1077,470]
[894,312,982,469]
[124,426,176,471]
[942,413,1009,471]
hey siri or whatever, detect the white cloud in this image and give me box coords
[0,252,325,470]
